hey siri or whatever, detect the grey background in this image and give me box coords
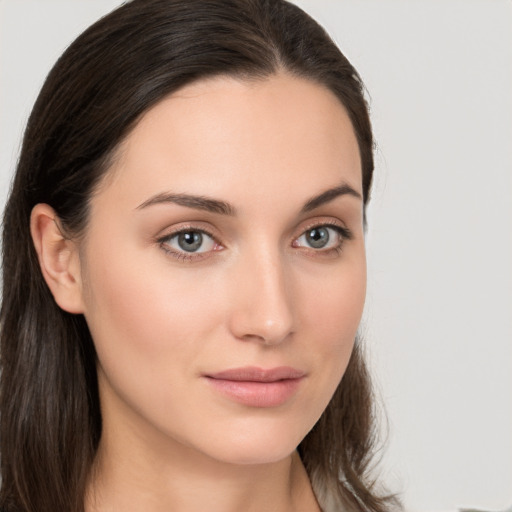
[1,1,511,510]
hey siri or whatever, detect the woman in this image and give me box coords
[0,1,397,511]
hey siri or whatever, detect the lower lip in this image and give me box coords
[205,377,303,407]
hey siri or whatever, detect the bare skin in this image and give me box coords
[31,72,365,512]
[88,445,318,512]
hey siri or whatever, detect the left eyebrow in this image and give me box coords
[300,183,362,213]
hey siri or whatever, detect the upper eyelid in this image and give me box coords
[157,223,218,241]
[301,220,342,230]
[297,219,352,238]
[155,217,352,243]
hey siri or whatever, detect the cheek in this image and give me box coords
[83,252,221,362]
[278,252,366,435]
[295,252,366,380]
[299,255,366,342]
[81,247,229,436]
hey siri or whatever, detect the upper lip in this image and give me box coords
[205,366,305,382]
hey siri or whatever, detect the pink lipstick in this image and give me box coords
[204,366,305,407]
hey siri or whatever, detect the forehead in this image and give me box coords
[98,72,362,211]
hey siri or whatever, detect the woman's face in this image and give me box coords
[79,73,366,466]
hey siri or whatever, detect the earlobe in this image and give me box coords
[30,203,85,314]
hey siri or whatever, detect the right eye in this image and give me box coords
[158,229,221,260]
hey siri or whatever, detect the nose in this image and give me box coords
[228,247,294,345]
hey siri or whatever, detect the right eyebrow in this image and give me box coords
[136,192,236,216]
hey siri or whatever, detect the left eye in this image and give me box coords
[294,226,345,250]
[163,230,217,253]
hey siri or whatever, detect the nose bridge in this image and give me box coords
[229,240,294,344]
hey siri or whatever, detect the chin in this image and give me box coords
[188,416,311,467]
[208,442,298,467]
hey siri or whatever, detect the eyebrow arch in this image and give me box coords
[136,192,236,216]
[300,183,362,213]
[137,183,361,216]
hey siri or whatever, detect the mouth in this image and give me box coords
[203,366,305,408]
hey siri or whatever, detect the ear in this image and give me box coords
[30,203,85,314]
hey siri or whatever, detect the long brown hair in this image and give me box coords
[0,1,395,511]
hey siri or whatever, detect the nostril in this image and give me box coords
[230,311,294,346]
[240,329,293,346]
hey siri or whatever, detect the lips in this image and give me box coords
[204,366,305,408]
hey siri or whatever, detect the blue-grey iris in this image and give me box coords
[306,227,329,248]
[177,231,203,252]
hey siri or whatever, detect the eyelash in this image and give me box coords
[157,222,352,262]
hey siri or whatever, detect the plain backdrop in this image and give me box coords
[0,1,511,511]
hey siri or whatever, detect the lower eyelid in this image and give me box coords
[161,246,208,261]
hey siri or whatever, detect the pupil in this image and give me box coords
[178,231,203,252]
[306,228,329,248]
